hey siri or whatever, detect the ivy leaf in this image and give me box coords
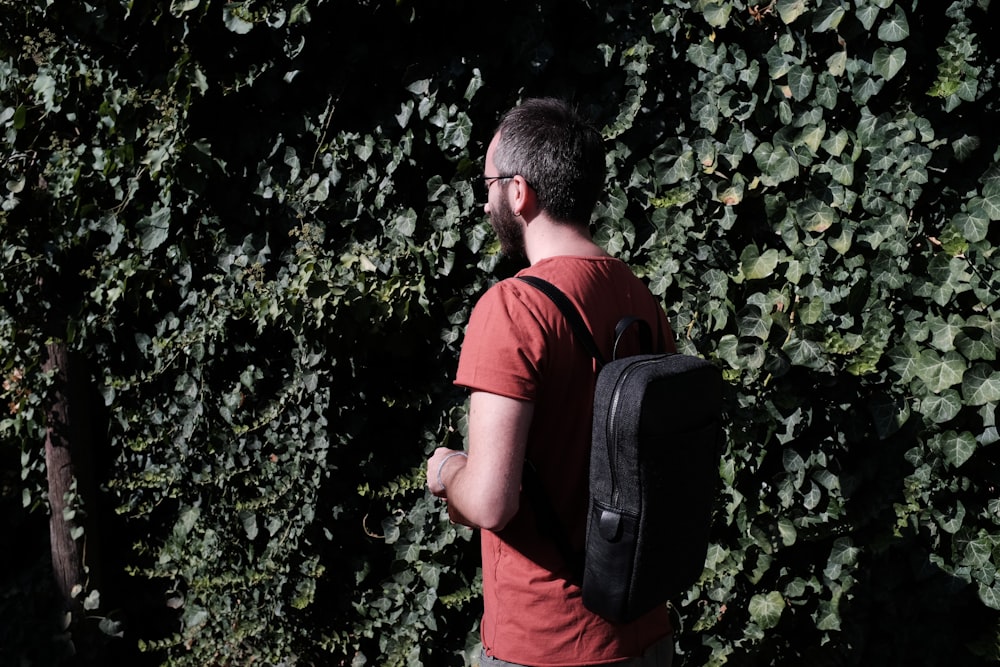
[796,198,838,232]
[739,245,781,280]
[925,256,970,306]
[956,325,996,361]
[920,390,962,424]
[783,337,828,370]
[812,5,846,32]
[980,582,1000,611]
[869,392,910,439]
[652,11,674,34]
[877,6,910,42]
[952,134,981,162]
[970,192,1000,221]
[827,50,847,77]
[687,40,715,70]
[815,599,841,630]
[223,5,255,33]
[856,5,880,30]
[766,45,793,80]
[778,518,797,546]
[788,65,815,100]
[962,363,1000,406]
[662,150,695,184]
[983,167,1000,197]
[927,315,961,352]
[749,591,786,629]
[830,537,860,566]
[441,114,472,149]
[873,47,907,81]
[777,0,807,24]
[137,207,171,251]
[853,75,885,103]
[173,506,201,539]
[822,130,849,157]
[738,304,771,340]
[952,208,989,243]
[938,431,977,468]
[753,142,799,185]
[394,208,418,237]
[170,0,200,15]
[703,543,728,571]
[963,537,995,569]
[701,1,732,27]
[915,350,966,392]
[241,511,259,540]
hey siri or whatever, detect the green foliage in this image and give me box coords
[2,0,1000,665]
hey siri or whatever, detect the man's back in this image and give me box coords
[455,255,675,665]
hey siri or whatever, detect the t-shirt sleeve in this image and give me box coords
[454,282,545,401]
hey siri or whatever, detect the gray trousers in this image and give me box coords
[478,635,674,667]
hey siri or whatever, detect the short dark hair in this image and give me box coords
[493,98,606,226]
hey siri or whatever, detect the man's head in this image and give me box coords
[489,97,606,227]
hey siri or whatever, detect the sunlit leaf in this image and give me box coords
[877,6,910,42]
[920,390,962,424]
[137,207,170,251]
[873,47,907,80]
[753,142,799,184]
[951,207,989,243]
[827,50,847,77]
[971,192,1000,221]
[777,0,807,24]
[915,350,966,392]
[812,5,846,32]
[962,538,995,569]
[796,197,838,232]
[788,65,814,100]
[223,5,254,33]
[749,591,786,629]
[962,363,1000,406]
[739,245,781,280]
[701,1,732,27]
[937,431,977,467]
[980,582,1000,610]
[830,537,859,566]
[815,598,841,630]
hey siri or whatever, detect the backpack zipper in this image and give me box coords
[606,355,664,507]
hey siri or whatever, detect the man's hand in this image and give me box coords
[427,447,467,498]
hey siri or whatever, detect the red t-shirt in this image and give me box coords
[455,256,677,666]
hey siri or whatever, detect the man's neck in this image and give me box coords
[524,216,608,265]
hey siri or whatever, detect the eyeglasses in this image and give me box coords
[481,175,516,196]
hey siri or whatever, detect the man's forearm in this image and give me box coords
[425,392,534,532]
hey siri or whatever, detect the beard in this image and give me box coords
[490,196,526,259]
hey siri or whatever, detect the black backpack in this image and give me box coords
[517,275,724,624]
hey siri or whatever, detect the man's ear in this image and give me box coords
[509,175,535,217]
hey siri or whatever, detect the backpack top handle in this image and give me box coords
[612,316,653,360]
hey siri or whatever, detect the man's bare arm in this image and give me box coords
[427,391,534,531]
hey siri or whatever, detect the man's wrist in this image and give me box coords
[437,451,468,491]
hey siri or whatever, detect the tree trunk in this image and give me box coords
[44,340,85,611]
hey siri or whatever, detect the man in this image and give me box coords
[426,98,676,667]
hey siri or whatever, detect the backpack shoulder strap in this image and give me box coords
[516,275,606,368]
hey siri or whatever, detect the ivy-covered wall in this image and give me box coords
[2,0,999,665]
